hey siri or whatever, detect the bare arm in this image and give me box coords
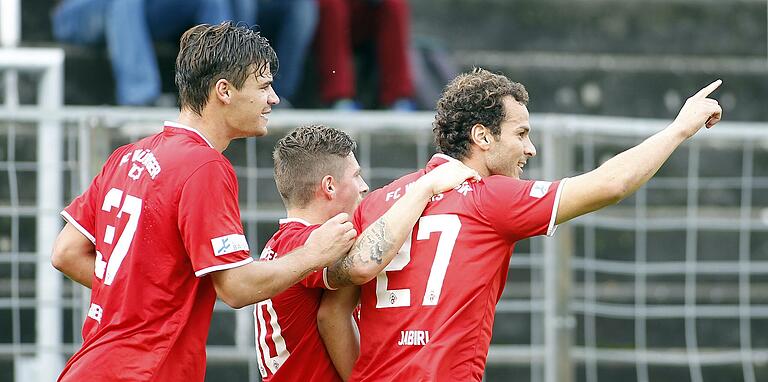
[556,80,723,225]
[51,223,95,288]
[317,286,360,380]
[212,213,356,308]
[327,161,480,288]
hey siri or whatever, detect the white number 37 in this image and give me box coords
[95,188,143,286]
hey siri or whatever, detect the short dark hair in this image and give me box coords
[432,68,529,160]
[273,125,357,209]
[175,22,278,116]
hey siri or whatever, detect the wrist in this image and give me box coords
[664,122,691,142]
[411,178,437,199]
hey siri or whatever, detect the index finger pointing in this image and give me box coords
[693,79,722,99]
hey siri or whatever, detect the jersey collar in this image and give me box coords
[163,121,215,149]
[279,217,313,226]
[425,153,458,172]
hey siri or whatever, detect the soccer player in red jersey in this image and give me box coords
[50,23,358,382]
[321,69,723,381]
[254,125,479,381]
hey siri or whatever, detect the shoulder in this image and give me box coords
[263,222,320,260]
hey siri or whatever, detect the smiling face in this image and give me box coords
[226,67,280,138]
[485,96,537,178]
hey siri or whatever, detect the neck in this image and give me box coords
[461,153,491,177]
[177,109,231,153]
[285,205,332,226]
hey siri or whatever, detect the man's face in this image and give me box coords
[485,96,537,178]
[228,67,279,137]
[333,153,369,216]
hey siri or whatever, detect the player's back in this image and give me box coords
[254,219,342,382]
[59,122,252,381]
[350,155,562,382]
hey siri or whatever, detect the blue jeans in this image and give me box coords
[53,0,234,105]
[232,0,317,104]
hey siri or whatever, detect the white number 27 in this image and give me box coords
[376,214,461,308]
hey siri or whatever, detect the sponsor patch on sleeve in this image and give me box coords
[529,181,552,199]
[211,234,249,256]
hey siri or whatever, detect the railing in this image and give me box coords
[1,104,768,381]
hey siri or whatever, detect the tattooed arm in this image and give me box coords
[326,160,480,288]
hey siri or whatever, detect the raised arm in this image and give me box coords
[51,223,96,288]
[211,213,357,308]
[555,80,723,225]
[327,160,480,288]
[317,286,361,380]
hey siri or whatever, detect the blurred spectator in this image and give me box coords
[315,0,416,111]
[233,0,318,108]
[52,0,234,106]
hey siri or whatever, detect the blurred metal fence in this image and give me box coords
[2,80,768,381]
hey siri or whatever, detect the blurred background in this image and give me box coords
[1,0,767,381]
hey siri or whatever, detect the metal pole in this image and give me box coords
[543,128,574,382]
[35,49,65,380]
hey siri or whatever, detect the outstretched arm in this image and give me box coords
[556,80,723,225]
[326,160,480,288]
[317,286,360,380]
[51,223,96,288]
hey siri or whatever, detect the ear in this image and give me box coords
[320,175,336,200]
[214,78,232,105]
[470,124,493,150]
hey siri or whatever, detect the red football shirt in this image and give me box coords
[58,122,254,382]
[349,154,565,382]
[254,218,342,382]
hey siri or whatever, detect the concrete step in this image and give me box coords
[451,51,768,121]
[412,0,767,56]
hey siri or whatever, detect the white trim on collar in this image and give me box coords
[164,121,215,149]
[432,153,458,162]
[279,217,313,226]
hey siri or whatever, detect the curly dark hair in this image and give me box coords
[273,125,357,208]
[433,68,529,160]
[175,22,278,116]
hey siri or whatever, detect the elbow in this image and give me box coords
[601,176,629,206]
[50,249,64,272]
[348,267,376,286]
[317,305,332,329]
[607,183,626,205]
[51,242,71,273]
[215,285,257,309]
[219,293,250,309]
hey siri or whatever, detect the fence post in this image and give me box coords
[35,48,66,381]
[542,125,574,382]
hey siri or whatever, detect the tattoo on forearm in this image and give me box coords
[328,218,395,287]
[357,219,392,265]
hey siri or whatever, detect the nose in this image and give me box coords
[268,87,280,105]
[525,137,537,158]
[360,179,370,195]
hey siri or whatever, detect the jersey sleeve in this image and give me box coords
[178,160,253,277]
[290,225,337,290]
[476,176,566,242]
[61,172,102,243]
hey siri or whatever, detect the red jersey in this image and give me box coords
[58,122,253,382]
[254,218,342,382]
[349,154,565,382]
